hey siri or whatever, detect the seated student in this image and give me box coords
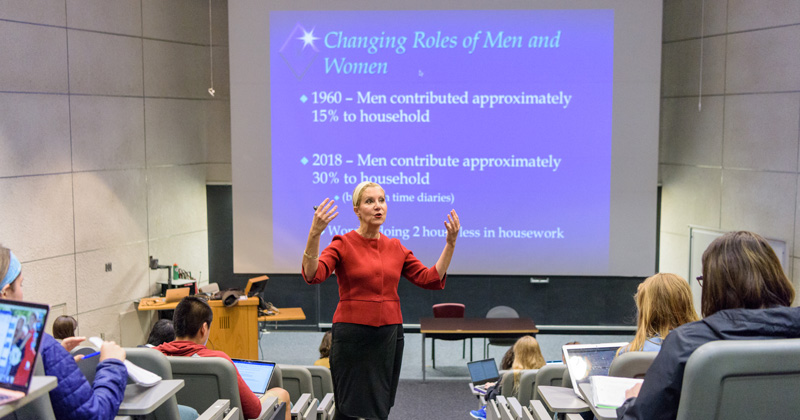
[0,245,127,420]
[313,330,331,368]
[53,315,78,340]
[145,318,176,347]
[617,231,800,420]
[499,346,514,370]
[471,335,546,419]
[617,273,698,356]
[155,296,291,420]
[562,341,580,363]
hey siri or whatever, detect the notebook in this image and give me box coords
[231,359,276,397]
[467,358,500,386]
[0,299,49,405]
[562,342,628,400]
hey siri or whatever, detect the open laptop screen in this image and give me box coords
[467,358,500,385]
[231,359,276,395]
[0,299,49,392]
[562,342,627,398]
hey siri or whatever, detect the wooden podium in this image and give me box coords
[206,297,259,359]
[138,297,259,359]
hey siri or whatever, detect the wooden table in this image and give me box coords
[257,307,306,323]
[138,297,259,359]
[419,317,539,381]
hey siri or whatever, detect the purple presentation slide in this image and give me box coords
[269,10,613,275]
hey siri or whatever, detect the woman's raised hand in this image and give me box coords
[310,198,339,236]
[444,209,460,246]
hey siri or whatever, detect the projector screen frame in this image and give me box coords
[229,0,662,276]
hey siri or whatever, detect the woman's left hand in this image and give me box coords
[444,209,460,246]
[60,336,87,352]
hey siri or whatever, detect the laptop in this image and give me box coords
[231,359,276,397]
[0,299,49,405]
[244,275,268,298]
[562,342,628,400]
[165,287,191,303]
[467,358,500,394]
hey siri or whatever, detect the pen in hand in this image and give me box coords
[75,350,100,362]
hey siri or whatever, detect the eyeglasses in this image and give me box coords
[696,276,704,287]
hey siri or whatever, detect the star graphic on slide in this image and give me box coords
[298,28,320,50]
[280,23,320,80]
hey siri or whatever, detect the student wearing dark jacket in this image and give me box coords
[617,231,798,420]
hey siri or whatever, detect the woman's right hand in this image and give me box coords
[310,198,339,236]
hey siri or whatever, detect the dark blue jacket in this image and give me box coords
[41,334,127,420]
[616,306,800,420]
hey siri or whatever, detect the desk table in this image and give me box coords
[0,376,58,417]
[419,317,538,381]
[578,382,618,420]
[118,379,184,416]
[537,385,589,414]
[257,307,306,323]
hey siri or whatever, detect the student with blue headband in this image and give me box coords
[1,245,128,420]
[0,247,23,301]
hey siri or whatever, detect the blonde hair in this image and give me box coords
[626,273,698,353]
[352,181,383,208]
[511,335,546,393]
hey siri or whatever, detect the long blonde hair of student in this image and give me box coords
[628,273,698,353]
[511,335,546,393]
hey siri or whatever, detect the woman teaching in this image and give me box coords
[302,181,460,420]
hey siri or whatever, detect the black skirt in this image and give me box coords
[330,322,404,420]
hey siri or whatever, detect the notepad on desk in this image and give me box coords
[589,376,644,409]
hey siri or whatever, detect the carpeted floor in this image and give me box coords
[390,379,480,419]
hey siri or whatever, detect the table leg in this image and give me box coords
[470,338,473,361]
[422,333,426,382]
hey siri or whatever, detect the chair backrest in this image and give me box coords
[500,369,538,398]
[269,363,283,388]
[608,351,658,379]
[675,339,800,420]
[560,366,571,388]
[126,347,181,420]
[278,364,314,402]
[486,306,519,318]
[167,356,245,420]
[499,370,516,397]
[432,303,465,318]
[526,364,566,402]
[72,347,100,384]
[306,365,333,398]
